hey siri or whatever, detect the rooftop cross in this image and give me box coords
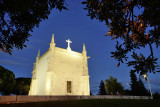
[66,39,72,51]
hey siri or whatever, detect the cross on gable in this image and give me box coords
[66,39,72,50]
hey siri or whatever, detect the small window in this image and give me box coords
[67,81,71,93]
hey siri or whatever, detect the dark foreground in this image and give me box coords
[1,99,160,107]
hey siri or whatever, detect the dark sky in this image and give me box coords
[0,0,160,94]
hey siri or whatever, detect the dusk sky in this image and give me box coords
[0,0,159,94]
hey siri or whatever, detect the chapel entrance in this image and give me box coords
[67,81,71,93]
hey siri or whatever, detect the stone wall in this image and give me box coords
[0,95,152,103]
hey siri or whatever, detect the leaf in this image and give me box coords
[105,30,112,36]
[112,36,116,40]
[82,1,88,4]
[117,62,120,67]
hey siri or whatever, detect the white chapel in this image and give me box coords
[29,34,90,95]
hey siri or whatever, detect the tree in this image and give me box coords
[138,77,148,96]
[0,66,15,95]
[98,80,107,95]
[130,70,139,95]
[0,0,67,54]
[90,91,93,95]
[123,89,132,95]
[153,92,160,100]
[0,66,31,95]
[105,76,124,95]
[130,70,148,96]
[13,77,31,95]
[82,0,160,75]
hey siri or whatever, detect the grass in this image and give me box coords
[1,99,160,107]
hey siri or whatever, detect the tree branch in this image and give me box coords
[148,42,153,58]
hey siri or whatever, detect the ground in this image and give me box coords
[0,99,160,107]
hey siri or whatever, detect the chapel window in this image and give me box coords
[67,81,71,93]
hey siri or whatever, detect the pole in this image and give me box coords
[147,76,153,97]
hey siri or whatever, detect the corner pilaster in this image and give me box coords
[46,34,56,95]
[82,44,89,76]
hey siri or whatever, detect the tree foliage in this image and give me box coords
[82,0,160,75]
[138,77,148,96]
[123,89,132,95]
[130,70,139,95]
[0,66,15,95]
[130,70,148,96]
[153,92,160,100]
[13,77,31,95]
[98,80,107,95]
[0,0,67,54]
[128,52,159,75]
[105,76,124,95]
[0,66,31,95]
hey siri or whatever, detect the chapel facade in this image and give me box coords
[29,34,90,95]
